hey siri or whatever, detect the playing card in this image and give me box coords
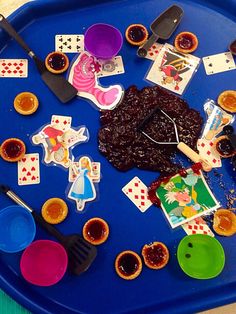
[69,161,101,182]
[18,153,40,185]
[51,115,72,131]
[97,56,125,77]
[146,43,200,95]
[122,176,152,213]
[182,217,214,237]
[145,43,163,61]
[197,138,222,168]
[0,59,28,78]
[55,35,84,53]
[202,52,236,75]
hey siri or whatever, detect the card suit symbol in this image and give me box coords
[135,195,139,199]
[76,37,80,42]
[226,59,230,63]
[8,63,12,66]
[16,66,20,70]
[68,45,72,50]
[22,177,27,181]
[192,230,196,234]
[13,62,17,66]
[212,159,217,163]
[31,166,36,171]
[63,41,67,46]
[31,157,35,162]
[207,150,211,155]
[201,143,205,147]
[7,70,12,73]
[208,63,213,67]
[128,188,132,193]
[76,45,81,50]
[200,226,204,230]
[1,70,5,74]
[59,45,63,50]
[134,182,139,187]
[55,119,59,123]
[203,231,207,235]
[2,62,6,66]
[63,120,67,125]
[13,70,17,74]
[22,167,27,172]
[22,158,27,162]
[31,176,36,181]
[188,225,192,229]
[59,38,63,42]
[141,201,145,206]
[27,171,31,176]
[67,38,72,42]
[19,70,23,74]
[19,63,23,67]
[4,66,9,70]
[140,189,145,194]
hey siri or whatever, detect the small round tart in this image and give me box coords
[213,135,236,158]
[83,217,109,245]
[213,209,236,236]
[45,51,69,74]
[141,242,169,269]
[125,24,148,46]
[14,92,39,115]
[174,31,198,53]
[42,198,68,224]
[115,250,142,280]
[0,138,26,162]
[217,90,236,113]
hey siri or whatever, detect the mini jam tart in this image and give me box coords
[142,242,169,269]
[213,209,236,236]
[45,51,69,74]
[42,198,68,224]
[115,250,142,280]
[174,31,198,53]
[218,90,236,113]
[0,138,26,162]
[14,92,39,115]
[83,217,109,245]
[214,135,236,158]
[125,24,148,46]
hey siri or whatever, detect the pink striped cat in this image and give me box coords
[70,52,123,110]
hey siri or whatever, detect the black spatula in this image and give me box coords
[0,14,78,103]
[137,5,184,57]
[0,185,97,275]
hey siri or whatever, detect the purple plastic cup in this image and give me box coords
[84,23,123,59]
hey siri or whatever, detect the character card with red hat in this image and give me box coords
[146,43,200,95]
[31,115,89,168]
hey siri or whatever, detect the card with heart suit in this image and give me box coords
[18,153,40,185]
[55,35,84,53]
[146,43,201,95]
[51,115,72,131]
[122,176,152,213]
[69,161,101,182]
[0,59,28,78]
[182,217,214,237]
[197,138,222,168]
[145,43,163,61]
[202,52,236,75]
[97,56,125,77]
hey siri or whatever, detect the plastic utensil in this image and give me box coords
[0,14,77,103]
[20,240,68,286]
[84,23,123,59]
[0,205,36,253]
[137,107,212,172]
[0,185,97,275]
[177,234,225,279]
[137,5,184,57]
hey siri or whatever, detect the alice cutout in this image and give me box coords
[68,51,123,110]
[67,156,99,211]
[31,115,88,168]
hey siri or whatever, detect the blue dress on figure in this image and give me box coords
[69,168,95,200]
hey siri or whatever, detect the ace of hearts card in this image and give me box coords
[146,43,201,95]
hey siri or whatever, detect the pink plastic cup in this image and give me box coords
[84,23,123,59]
[20,240,68,286]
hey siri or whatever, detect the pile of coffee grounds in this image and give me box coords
[98,85,203,174]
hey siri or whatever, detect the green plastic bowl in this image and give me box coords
[177,234,225,279]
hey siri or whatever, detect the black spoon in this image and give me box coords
[0,185,97,275]
[0,14,78,103]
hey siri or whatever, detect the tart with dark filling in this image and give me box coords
[45,51,69,74]
[83,218,109,245]
[218,90,236,113]
[174,31,198,53]
[115,250,142,280]
[213,135,236,158]
[213,209,236,236]
[125,24,148,46]
[142,242,169,269]
[0,138,26,162]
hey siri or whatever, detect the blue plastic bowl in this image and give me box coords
[0,205,36,253]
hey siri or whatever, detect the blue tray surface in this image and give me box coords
[0,0,236,313]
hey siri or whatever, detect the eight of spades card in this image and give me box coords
[146,43,201,95]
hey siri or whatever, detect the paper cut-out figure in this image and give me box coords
[68,52,123,110]
[68,156,99,211]
[32,116,88,168]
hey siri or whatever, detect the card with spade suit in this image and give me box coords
[202,52,236,75]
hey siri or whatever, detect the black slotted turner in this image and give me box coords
[0,14,78,103]
[0,185,97,275]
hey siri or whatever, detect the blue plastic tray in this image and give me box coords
[0,0,236,313]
